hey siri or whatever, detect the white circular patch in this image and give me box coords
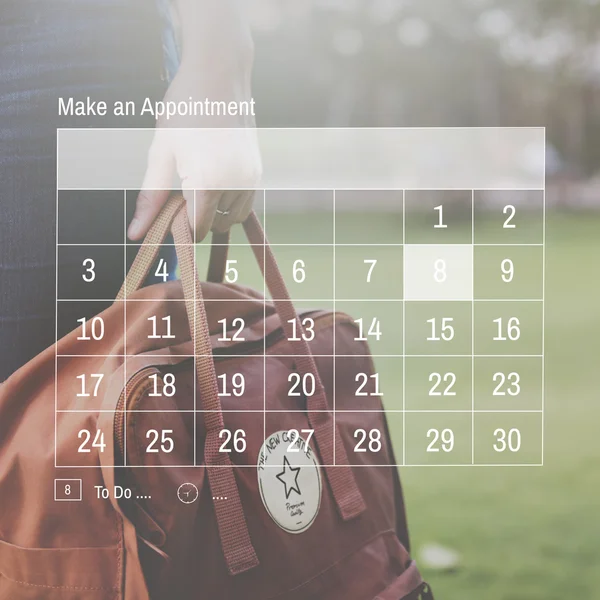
[257,430,322,534]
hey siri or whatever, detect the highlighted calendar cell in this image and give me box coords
[404,244,473,301]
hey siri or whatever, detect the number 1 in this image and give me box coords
[434,205,447,229]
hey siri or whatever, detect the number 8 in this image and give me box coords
[434,259,447,283]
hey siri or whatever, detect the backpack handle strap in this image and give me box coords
[119,195,367,573]
[172,207,260,576]
[243,212,366,520]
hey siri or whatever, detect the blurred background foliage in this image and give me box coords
[249,0,600,184]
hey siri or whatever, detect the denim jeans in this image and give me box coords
[0,0,176,380]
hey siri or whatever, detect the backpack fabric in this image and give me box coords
[0,196,433,599]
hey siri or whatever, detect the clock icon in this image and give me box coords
[177,483,199,504]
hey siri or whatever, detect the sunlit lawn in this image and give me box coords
[197,210,600,599]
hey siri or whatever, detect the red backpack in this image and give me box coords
[0,196,433,599]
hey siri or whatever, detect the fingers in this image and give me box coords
[128,136,175,240]
[183,189,220,243]
[128,189,170,240]
[212,191,256,233]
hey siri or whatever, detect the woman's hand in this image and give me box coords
[128,0,260,242]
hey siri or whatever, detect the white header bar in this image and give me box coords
[57,127,545,190]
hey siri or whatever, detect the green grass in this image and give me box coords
[197,210,600,599]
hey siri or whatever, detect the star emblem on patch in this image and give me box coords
[276,456,302,499]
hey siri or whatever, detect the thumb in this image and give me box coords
[128,139,175,240]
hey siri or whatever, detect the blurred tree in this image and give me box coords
[249,0,600,174]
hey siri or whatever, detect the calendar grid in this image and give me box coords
[540,128,547,468]
[123,189,128,468]
[193,191,197,468]
[402,189,406,467]
[332,190,337,466]
[55,187,545,469]
[54,133,59,469]
[262,191,267,450]
[471,190,475,465]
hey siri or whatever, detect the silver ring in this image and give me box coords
[216,209,230,216]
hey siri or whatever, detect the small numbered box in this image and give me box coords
[58,246,124,301]
[336,246,403,301]
[269,301,334,357]
[474,246,543,300]
[404,244,473,301]
[54,479,82,502]
[126,246,179,293]
[473,191,543,245]
[195,242,266,294]
[338,411,403,467]
[56,413,121,467]
[336,300,403,356]
[474,357,542,412]
[405,412,472,466]
[474,412,543,465]
[335,356,403,412]
[270,246,334,300]
[56,358,112,411]
[405,191,473,244]
[57,301,124,354]
[405,301,472,356]
[474,301,543,356]
[405,357,472,411]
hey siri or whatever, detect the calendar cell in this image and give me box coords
[404,244,473,301]
[125,411,194,467]
[474,357,542,411]
[213,356,265,413]
[194,243,266,294]
[56,411,122,468]
[268,302,335,357]
[269,245,334,300]
[337,411,402,467]
[405,301,472,356]
[58,246,124,300]
[474,246,543,300]
[213,191,266,245]
[58,191,125,245]
[265,190,334,245]
[335,245,403,301]
[405,190,473,245]
[57,357,111,412]
[121,360,192,412]
[265,355,331,411]
[126,191,174,246]
[473,191,543,245]
[124,301,191,356]
[335,191,403,245]
[57,300,123,354]
[335,356,403,411]
[474,301,543,356]
[266,411,333,468]
[405,412,472,466]
[473,412,542,465]
[335,300,403,356]
[405,357,472,412]
[125,245,179,293]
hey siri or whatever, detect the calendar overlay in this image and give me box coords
[56,128,545,468]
